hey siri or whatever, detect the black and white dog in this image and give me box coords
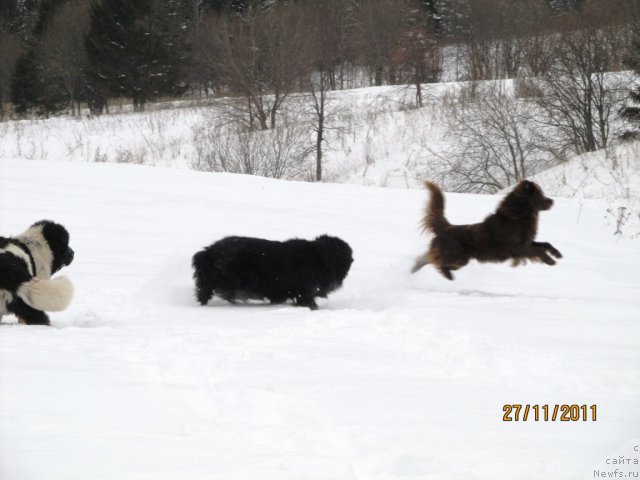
[0,220,74,325]
[192,235,353,310]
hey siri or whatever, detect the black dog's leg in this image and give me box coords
[532,241,562,259]
[193,270,216,305]
[192,262,218,305]
[7,298,50,326]
[295,294,318,310]
[195,285,214,305]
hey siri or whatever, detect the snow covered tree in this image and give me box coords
[85,0,188,111]
[547,0,584,11]
[204,0,253,13]
[0,0,42,38]
[433,0,469,38]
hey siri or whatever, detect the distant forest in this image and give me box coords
[0,0,638,118]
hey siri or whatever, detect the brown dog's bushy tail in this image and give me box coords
[421,181,449,235]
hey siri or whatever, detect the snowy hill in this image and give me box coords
[1,158,639,480]
[531,141,640,237]
[0,84,446,188]
[532,141,640,199]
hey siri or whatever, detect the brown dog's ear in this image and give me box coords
[497,183,530,220]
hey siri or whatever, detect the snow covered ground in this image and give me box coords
[1,158,638,480]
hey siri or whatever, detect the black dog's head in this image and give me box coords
[497,180,553,220]
[315,235,353,289]
[33,220,74,274]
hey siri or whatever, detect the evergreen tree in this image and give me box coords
[9,51,38,113]
[419,0,441,34]
[0,0,41,38]
[85,0,188,110]
[547,0,584,11]
[9,0,70,115]
[203,0,267,14]
[433,0,470,38]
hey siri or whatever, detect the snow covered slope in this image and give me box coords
[1,159,639,480]
[531,141,640,237]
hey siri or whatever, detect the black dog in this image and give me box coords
[192,235,353,310]
[0,220,74,325]
[412,180,562,280]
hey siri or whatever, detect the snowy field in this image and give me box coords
[1,156,639,479]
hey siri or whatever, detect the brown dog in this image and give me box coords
[411,180,562,280]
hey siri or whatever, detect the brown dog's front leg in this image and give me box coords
[532,241,562,259]
[531,245,556,265]
[513,245,556,265]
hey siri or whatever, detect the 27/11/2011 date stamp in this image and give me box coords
[503,404,597,422]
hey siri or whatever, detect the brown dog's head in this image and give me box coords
[497,180,553,220]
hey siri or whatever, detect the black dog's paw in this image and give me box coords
[295,296,318,310]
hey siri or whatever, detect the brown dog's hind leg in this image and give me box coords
[411,254,430,273]
[438,266,454,280]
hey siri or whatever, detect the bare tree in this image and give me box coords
[390,25,442,107]
[306,0,356,91]
[298,0,356,181]
[354,0,408,86]
[426,84,551,193]
[451,0,553,81]
[192,119,312,180]
[535,7,631,158]
[196,3,309,130]
[305,68,342,182]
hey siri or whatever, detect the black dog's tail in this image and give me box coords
[420,181,449,235]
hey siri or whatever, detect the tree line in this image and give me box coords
[1,0,638,119]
